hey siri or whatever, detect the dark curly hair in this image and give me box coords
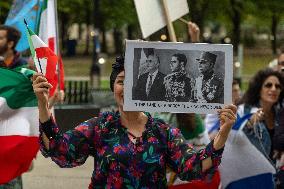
[172,53,187,66]
[110,56,124,92]
[240,68,284,106]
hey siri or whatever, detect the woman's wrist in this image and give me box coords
[213,131,228,150]
[38,101,51,123]
[213,131,226,150]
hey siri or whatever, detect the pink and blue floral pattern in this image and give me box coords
[39,112,223,188]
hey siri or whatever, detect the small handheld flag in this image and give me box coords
[24,19,43,74]
[25,19,58,94]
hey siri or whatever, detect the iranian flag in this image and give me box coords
[26,22,57,95]
[38,0,64,96]
[0,67,39,184]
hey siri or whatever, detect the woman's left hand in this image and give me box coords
[218,104,237,135]
[213,104,237,150]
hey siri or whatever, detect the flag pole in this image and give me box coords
[161,0,177,42]
[24,19,43,74]
[179,18,188,24]
[54,0,61,92]
[54,0,64,106]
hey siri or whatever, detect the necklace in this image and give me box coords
[127,131,137,139]
[127,130,142,145]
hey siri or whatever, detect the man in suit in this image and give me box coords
[164,53,192,102]
[192,51,224,103]
[133,49,166,101]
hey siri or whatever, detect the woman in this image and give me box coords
[238,68,284,160]
[32,56,236,188]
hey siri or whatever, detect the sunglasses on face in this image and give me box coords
[278,61,284,66]
[263,82,282,90]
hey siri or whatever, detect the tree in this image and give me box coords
[0,1,12,23]
[100,0,139,54]
[253,0,284,54]
[187,0,212,38]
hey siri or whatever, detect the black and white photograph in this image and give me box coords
[124,40,233,113]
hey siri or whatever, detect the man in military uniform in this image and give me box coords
[164,53,192,102]
[192,51,224,103]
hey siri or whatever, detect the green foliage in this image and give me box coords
[0,0,13,23]
[101,0,138,30]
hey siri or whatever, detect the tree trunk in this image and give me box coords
[60,13,68,51]
[84,25,90,55]
[127,25,133,40]
[113,28,123,54]
[93,0,100,62]
[271,14,278,55]
[83,0,91,55]
[187,0,210,42]
[230,0,242,54]
[101,25,107,53]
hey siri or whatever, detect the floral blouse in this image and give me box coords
[40,111,223,189]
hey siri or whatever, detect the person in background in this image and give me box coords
[272,47,284,188]
[0,25,27,69]
[277,49,284,73]
[187,21,200,43]
[238,68,284,160]
[268,46,284,71]
[273,107,284,188]
[205,79,242,140]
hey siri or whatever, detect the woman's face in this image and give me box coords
[260,75,282,105]
[114,71,125,108]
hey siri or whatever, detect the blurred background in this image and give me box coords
[1,0,284,104]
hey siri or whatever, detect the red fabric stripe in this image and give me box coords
[169,171,220,189]
[35,46,58,96]
[48,37,55,52]
[48,37,65,94]
[0,136,39,184]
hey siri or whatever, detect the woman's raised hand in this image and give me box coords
[32,73,52,107]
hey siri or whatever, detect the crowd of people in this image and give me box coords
[1,20,284,189]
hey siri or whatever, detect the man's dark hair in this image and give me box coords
[0,25,21,50]
[240,68,284,106]
[172,53,187,66]
[232,78,241,86]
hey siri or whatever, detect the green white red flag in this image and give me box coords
[26,22,57,93]
[0,67,39,184]
[38,0,64,96]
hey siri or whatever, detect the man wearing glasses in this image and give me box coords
[192,51,224,103]
[133,49,166,101]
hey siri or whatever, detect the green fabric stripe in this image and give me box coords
[0,67,37,109]
[180,114,205,140]
[42,0,48,10]
[26,24,36,58]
